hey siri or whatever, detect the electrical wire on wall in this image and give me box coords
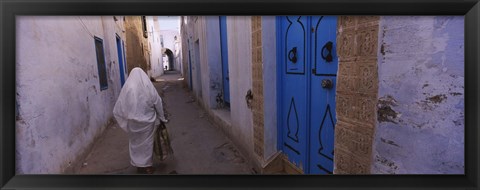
[76,16,95,38]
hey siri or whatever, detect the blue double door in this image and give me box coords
[278,16,338,174]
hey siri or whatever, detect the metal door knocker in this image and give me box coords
[245,89,253,109]
[321,41,333,62]
[321,79,333,89]
[288,47,297,63]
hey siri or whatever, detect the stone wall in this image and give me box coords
[251,16,265,160]
[334,16,380,174]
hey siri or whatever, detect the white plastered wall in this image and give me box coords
[16,16,124,173]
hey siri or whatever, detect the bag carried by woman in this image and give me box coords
[154,121,174,161]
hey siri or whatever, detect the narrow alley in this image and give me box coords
[15,16,464,175]
[75,71,253,174]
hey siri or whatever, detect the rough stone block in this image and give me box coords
[335,121,374,157]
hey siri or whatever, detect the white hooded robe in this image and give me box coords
[113,67,167,167]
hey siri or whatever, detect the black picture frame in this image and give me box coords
[1,0,478,189]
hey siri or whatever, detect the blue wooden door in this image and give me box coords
[116,35,126,87]
[278,16,338,174]
[219,16,230,104]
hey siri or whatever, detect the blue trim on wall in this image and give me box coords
[115,34,125,87]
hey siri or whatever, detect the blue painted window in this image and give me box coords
[94,36,108,90]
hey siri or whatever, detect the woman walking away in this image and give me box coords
[113,67,168,174]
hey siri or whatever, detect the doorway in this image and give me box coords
[194,40,202,98]
[219,16,230,105]
[165,49,175,71]
[116,34,127,87]
[187,39,193,90]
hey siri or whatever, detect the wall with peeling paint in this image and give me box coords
[16,16,126,173]
[373,16,464,174]
[187,16,223,109]
[203,17,223,109]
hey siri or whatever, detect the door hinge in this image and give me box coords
[311,27,315,33]
[312,68,316,74]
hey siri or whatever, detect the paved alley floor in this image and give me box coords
[76,71,253,175]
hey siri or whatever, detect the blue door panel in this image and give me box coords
[309,76,337,174]
[282,83,308,168]
[309,16,338,174]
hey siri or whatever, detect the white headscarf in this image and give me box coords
[113,67,167,132]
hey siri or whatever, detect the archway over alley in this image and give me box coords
[164,48,175,71]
